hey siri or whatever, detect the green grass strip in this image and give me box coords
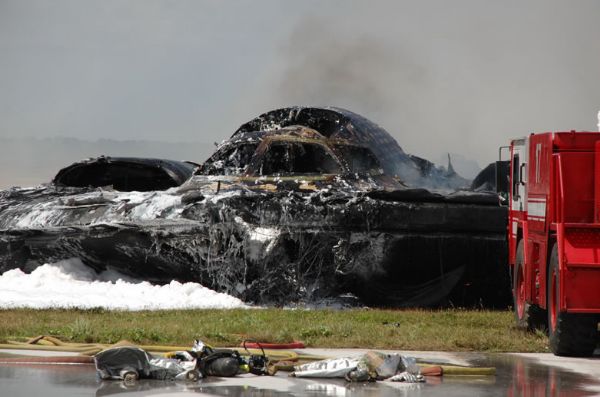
[0,308,549,353]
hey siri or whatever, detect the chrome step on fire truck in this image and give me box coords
[506,131,600,356]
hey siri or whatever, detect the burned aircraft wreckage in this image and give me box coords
[0,107,510,307]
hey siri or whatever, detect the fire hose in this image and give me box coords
[0,335,496,376]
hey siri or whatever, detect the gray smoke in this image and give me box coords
[275,18,426,127]
[3,1,600,187]
[252,5,600,173]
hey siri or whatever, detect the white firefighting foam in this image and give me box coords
[0,258,249,310]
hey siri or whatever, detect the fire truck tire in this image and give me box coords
[513,240,546,331]
[547,243,597,357]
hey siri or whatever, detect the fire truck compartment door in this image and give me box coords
[558,224,600,312]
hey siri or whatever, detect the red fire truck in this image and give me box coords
[508,131,600,356]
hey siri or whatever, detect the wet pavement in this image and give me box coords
[1,350,599,397]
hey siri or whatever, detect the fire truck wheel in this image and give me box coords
[547,243,597,357]
[513,240,546,331]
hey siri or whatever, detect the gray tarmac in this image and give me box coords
[1,348,599,397]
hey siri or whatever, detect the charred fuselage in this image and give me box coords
[0,107,510,307]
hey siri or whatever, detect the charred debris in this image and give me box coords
[0,107,510,308]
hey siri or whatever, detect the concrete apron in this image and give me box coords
[2,347,600,396]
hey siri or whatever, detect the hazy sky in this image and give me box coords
[2,0,600,171]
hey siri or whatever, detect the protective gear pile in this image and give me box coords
[291,351,424,383]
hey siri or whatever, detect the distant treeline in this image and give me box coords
[0,137,214,189]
